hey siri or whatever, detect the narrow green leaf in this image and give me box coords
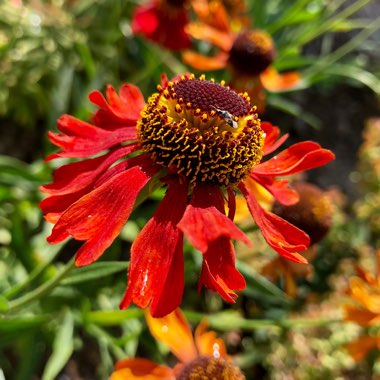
[237,261,292,306]
[0,315,49,331]
[85,309,143,326]
[0,296,8,312]
[61,261,129,286]
[267,95,322,130]
[42,310,75,380]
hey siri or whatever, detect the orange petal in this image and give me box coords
[183,51,228,71]
[145,309,198,363]
[345,336,378,361]
[260,67,301,92]
[111,358,174,380]
[191,0,231,32]
[349,277,380,313]
[186,22,233,51]
[194,320,228,359]
[344,304,378,326]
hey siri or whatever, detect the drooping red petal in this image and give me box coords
[199,237,246,302]
[46,115,137,160]
[89,84,145,127]
[252,141,335,176]
[41,189,89,224]
[94,153,155,188]
[132,1,191,51]
[177,184,251,252]
[41,144,138,196]
[239,181,310,263]
[120,179,188,317]
[261,121,289,156]
[251,173,299,206]
[48,163,159,266]
[226,186,236,221]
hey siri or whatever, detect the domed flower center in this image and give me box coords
[137,74,264,186]
[272,183,333,245]
[165,0,187,8]
[176,355,245,380]
[229,29,275,75]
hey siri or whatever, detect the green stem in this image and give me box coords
[4,246,61,299]
[303,17,380,80]
[185,310,341,331]
[295,0,373,46]
[4,258,76,314]
[87,323,126,359]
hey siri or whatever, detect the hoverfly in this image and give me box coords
[211,106,238,129]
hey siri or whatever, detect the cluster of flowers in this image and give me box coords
[40,1,339,377]
[132,0,301,111]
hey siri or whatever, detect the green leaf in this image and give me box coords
[0,155,42,183]
[85,309,143,326]
[267,95,322,129]
[307,63,380,95]
[42,310,75,380]
[237,261,292,306]
[0,296,8,312]
[61,261,129,286]
[0,315,49,332]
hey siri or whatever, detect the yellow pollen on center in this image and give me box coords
[137,74,264,186]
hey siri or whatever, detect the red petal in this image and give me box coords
[46,115,137,160]
[226,186,236,221]
[177,184,251,252]
[252,141,335,176]
[41,144,138,195]
[132,1,191,50]
[89,84,145,127]
[239,181,310,263]
[261,121,289,156]
[48,164,158,266]
[94,153,155,188]
[120,179,188,317]
[199,237,246,302]
[41,189,89,224]
[251,174,299,206]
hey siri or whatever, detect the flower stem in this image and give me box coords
[4,258,76,314]
[4,246,62,300]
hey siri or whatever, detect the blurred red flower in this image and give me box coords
[132,0,191,50]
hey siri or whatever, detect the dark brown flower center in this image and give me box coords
[137,74,264,187]
[229,29,275,76]
[272,183,333,245]
[165,0,187,8]
[176,355,245,380]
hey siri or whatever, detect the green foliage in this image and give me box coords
[0,0,379,378]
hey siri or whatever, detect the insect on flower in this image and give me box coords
[41,73,335,317]
[211,106,238,129]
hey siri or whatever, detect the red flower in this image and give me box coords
[132,0,191,51]
[41,74,335,317]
